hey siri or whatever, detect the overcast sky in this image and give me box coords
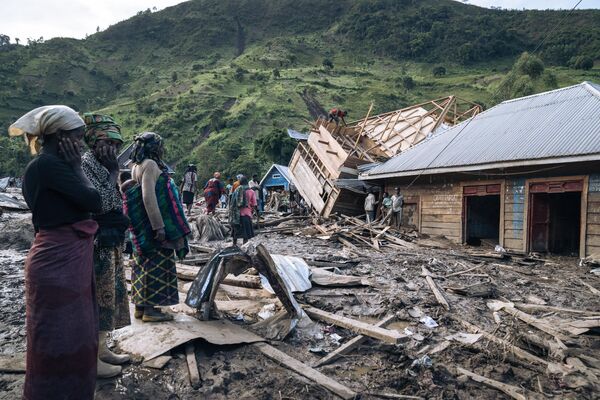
[1,0,599,43]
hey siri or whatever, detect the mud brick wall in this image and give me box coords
[586,174,600,256]
[503,178,525,252]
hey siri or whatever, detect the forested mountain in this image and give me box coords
[1,0,599,180]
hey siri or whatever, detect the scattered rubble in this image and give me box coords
[1,206,599,399]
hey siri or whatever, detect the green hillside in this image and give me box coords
[1,0,599,181]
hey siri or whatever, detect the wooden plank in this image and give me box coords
[303,306,406,344]
[578,279,600,296]
[422,267,450,310]
[454,366,529,400]
[185,342,201,388]
[504,238,524,250]
[253,343,357,400]
[514,303,600,316]
[313,314,396,367]
[491,301,571,341]
[421,214,462,223]
[176,263,201,281]
[0,353,25,373]
[420,221,461,230]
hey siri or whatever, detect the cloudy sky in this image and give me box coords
[1,0,599,42]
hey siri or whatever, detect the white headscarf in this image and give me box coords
[8,105,84,155]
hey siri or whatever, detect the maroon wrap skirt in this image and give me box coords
[24,220,99,400]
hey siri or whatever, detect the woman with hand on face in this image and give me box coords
[124,132,191,322]
[81,114,131,378]
[10,106,102,400]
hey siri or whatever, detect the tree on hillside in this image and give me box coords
[432,66,446,77]
[402,76,415,90]
[0,34,10,50]
[515,52,544,78]
[254,130,296,165]
[322,58,334,69]
[569,56,594,70]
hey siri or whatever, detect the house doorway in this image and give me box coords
[463,184,501,246]
[528,180,582,255]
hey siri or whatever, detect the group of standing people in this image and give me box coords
[11,106,190,399]
[364,187,404,227]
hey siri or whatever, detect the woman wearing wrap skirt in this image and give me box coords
[81,113,132,378]
[126,132,191,322]
[229,176,257,246]
[10,106,103,400]
[203,171,224,214]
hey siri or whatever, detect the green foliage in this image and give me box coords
[0,136,31,176]
[254,130,296,165]
[402,76,415,90]
[432,66,446,77]
[515,52,544,78]
[569,56,594,71]
[0,1,599,178]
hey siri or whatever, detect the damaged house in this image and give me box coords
[288,96,481,217]
[361,82,600,257]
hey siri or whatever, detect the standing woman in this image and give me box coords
[81,114,131,378]
[123,132,191,322]
[229,176,257,246]
[180,164,197,215]
[10,106,102,399]
[203,171,224,214]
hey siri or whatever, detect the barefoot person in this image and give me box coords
[229,176,257,246]
[10,106,102,399]
[82,114,131,378]
[123,132,191,322]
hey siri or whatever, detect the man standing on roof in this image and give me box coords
[327,108,348,126]
[391,187,404,229]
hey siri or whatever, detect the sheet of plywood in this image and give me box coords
[289,153,325,212]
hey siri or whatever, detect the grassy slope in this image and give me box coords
[1,0,599,180]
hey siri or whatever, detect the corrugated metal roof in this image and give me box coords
[363,82,600,179]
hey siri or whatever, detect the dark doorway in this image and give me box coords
[529,192,581,255]
[464,195,501,246]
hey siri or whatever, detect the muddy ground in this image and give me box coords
[1,210,599,399]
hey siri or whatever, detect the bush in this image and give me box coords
[515,52,544,79]
[402,76,415,90]
[432,66,446,77]
[569,55,594,70]
[322,58,334,69]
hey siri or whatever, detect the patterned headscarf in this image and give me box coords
[8,105,84,155]
[83,113,123,147]
[130,132,166,170]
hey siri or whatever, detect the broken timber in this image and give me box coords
[454,366,532,400]
[303,306,406,344]
[253,343,357,399]
[185,342,201,388]
[422,266,450,310]
[288,96,481,217]
[314,314,396,367]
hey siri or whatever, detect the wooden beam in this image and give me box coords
[303,306,406,344]
[185,342,201,388]
[253,343,357,400]
[422,266,450,310]
[454,366,529,400]
[314,314,396,367]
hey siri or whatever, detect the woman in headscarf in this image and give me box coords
[81,113,131,378]
[180,164,197,215]
[123,132,191,322]
[203,171,224,214]
[9,105,102,400]
[229,176,257,246]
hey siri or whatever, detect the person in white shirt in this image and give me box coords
[364,189,377,223]
[391,187,404,228]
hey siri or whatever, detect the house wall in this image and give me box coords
[263,170,289,190]
[385,181,463,243]
[383,168,600,257]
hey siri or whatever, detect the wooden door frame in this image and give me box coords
[460,180,505,247]
[523,175,588,257]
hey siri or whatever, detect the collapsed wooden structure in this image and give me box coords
[288,96,481,217]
